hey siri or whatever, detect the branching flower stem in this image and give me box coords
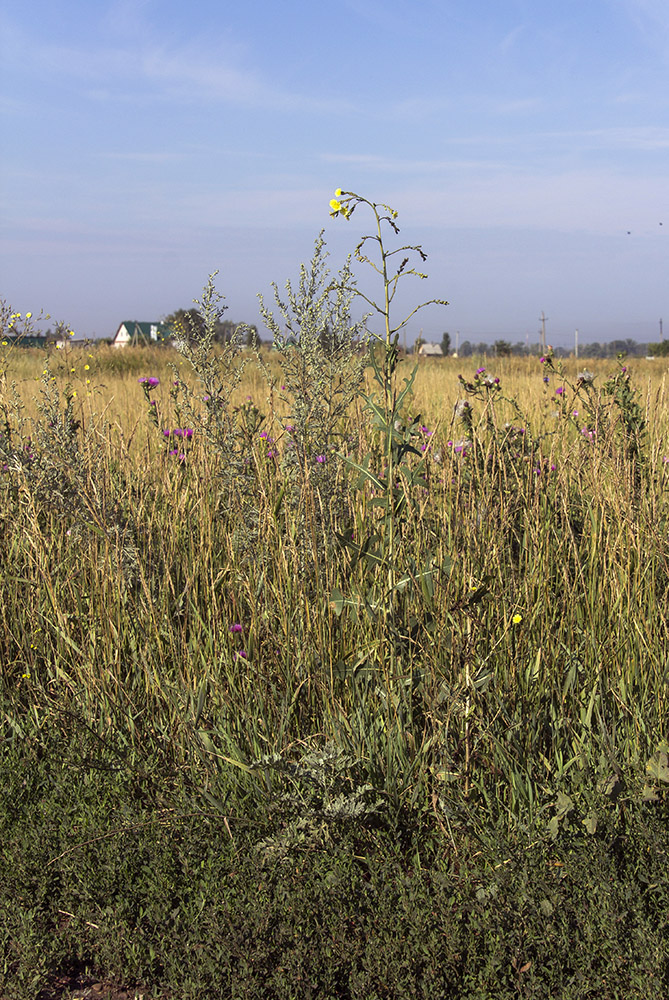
[329,188,448,670]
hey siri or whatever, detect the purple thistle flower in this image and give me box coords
[229,623,243,633]
[555,386,564,396]
[235,650,248,660]
[315,454,326,463]
[476,367,486,375]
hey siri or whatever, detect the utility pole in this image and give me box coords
[660,318,664,342]
[574,329,579,359]
[455,330,460,355]
[539,311,548,353]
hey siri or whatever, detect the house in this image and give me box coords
[417,342,444,357]
[112,321,173,348]
[2,334,50,349]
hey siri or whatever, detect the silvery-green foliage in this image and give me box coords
[170,272,246,467]
[249,742,384,856]
[169,274,261,548]
[1,358,141,579]
[258,234,368,550]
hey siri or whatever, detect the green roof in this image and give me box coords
[116,321,174,342]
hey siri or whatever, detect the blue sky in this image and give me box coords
[2,0,668,346]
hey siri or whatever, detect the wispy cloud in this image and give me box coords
[97,151,189,163]
[536,126,669,150]
[396,169,669,234]
[498,24,527,53]
[616,0,669,54]
[137,43,349,113]
[0,13,353,115]
[320,152,507,173]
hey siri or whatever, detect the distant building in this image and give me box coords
[417,342,444,357]
[2,334,52,349]
[112,321,174,348]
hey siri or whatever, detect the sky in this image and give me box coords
[1,0,668,347]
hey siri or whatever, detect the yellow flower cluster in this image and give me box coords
[329,188,351,219]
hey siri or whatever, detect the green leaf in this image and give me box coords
[646,750,669,783]
[330,587,344,617]
[272,485,286,519]
[598,773,621,798]
[583,812,597,835]
[555,790,574,819]
[339,454,385,491]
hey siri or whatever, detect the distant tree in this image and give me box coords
[459,340,473,357]
[164,308,206,341]
[440,331,451,356]
[581,342,603,358]
[243,324,259,347]
[163,308,258,346]
[494,339,512,357]
[648,341,669,357]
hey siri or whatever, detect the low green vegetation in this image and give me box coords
[1,195,668,998]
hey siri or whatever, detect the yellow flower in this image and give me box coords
[512,613,523,625]
[25,312,32,319]
[68,330,74,336]
[335,188,342,197]
[84,364,90,370]
[330,198,342,213]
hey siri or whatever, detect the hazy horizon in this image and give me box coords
[2,0,667,348]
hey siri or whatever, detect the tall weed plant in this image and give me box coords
[0,189,667,875]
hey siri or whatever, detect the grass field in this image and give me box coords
[2,311,669,998]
